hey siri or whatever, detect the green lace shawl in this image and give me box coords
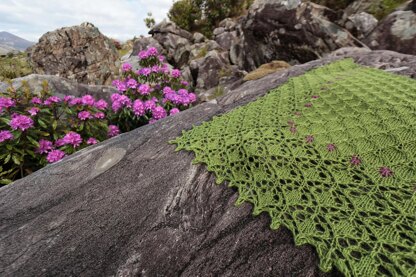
[172,59,416,276]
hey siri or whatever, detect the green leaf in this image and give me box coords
[0,117,11,124]
[4,153,11,163]
[27,136,40,147]
[38,119,48,129]
[52,120,58,130]
[12,155,21,165]
[0,179,12,185]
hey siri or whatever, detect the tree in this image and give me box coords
[144,12,156,29]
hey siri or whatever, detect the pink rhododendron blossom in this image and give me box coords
[379,167,393,178]
[158,55,165,62]
[127,78,138,89]
[37,139,54,154]
[69,97,82,106]
[144,99,156,111]
[28,107,40,116]
[64,95,74,102]
[81,95,95,106]
[44,96,61,105]
[0,130,13,143]
[171,69,181,78]
[78,111,92,120]
[152,106,167,120]
[311,95,320,99]
[10,114,34,131]
[304,102,313,108]
[31,97,42,105]
[47,150,65,163]
[87,138,98,145]
[350,155,361,166]
[133,99,146,116]
[139,84,151,95]
[94,112,105,119]
[140,68,152,76]
[63,132,82,147]
[108,125,120,137]
[138,50,149,59]
[147,47,158,56]
[94,99,108,110]
[111,94,131,112]
[305,135,314,144]
[55,138,66,147]
[188,93,197,103]
[121,63,132,72]
[112,80,127,92]
[170,108,180,115]
[163,87,174,95]
[0,97,15,108]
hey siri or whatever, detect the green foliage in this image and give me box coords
[0,82,109,184]
[144,12,156,29]
[168,0,254,37]
[370,0,408,19]
[0,53,33,82]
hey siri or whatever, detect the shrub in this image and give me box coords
[109,47,196,133]
[0,82,109,184]
[0,48,196,185]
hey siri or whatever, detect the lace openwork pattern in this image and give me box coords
[172,59,416,276]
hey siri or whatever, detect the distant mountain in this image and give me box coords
[0,44,20,56]
[0,31,35,51]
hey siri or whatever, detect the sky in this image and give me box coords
[0,0,173,42]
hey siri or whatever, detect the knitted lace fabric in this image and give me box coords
[172,59,416,276]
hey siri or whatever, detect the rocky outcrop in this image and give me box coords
[344,12,378,39]
[0,74,116,101]
[228,0,362,71]
[1,50,415,277]
[149,20,193,68]
[29,22,119,86]
[364,9,416,55]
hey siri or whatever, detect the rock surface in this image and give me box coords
[1,50,415,277]
[233,0,362,71]
[364,10,416,55]
[29,22,119,86]
[0,74,117,101]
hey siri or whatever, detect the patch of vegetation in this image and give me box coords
[195,46,208,59]
[370,0,408,20]
[168,0,254,38]
[0,53,33,82]
[219,67,233,78]
[208,86,225,100]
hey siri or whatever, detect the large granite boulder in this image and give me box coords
[149,20,193,68]
[230,0,362,71]
[1,50,415,276]
[344,12,378,39]
[0,74,117,101]
[190,50,233,91]
[364,9,416,55]
[29,22,119,86]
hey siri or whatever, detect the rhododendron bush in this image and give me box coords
[109,47,196,132]
[0,47,196,184]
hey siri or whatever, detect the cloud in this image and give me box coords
[0,0,173,42]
